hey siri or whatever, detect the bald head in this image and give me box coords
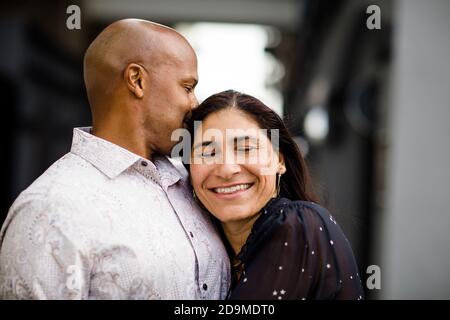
[83,19,195,117]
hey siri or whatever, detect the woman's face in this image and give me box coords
[190,108,285,223]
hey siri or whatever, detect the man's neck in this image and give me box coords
[92,116,154,161]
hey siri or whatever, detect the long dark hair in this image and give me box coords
[184,90,318,203]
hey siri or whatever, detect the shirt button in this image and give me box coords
[141,161,148,167]
[202,283,208,291]
[189,232,194,238]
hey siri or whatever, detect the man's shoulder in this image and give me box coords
[4,153,103,223]
[7,153,92,216]
[25,151,106,194]
[1,171,87,247]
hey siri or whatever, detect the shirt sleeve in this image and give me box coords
[228,202,365,300]
[0,196,90,299]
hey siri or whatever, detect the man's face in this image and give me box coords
[144,47,199,156]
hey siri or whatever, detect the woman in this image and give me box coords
[184,90,364,300]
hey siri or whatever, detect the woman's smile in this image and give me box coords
[208,182,255,199]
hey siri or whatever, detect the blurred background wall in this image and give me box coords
[0,0,449,299]
[378,0,450,299]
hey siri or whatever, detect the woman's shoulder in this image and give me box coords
[269,198,333,225]
[266,198,345,242]
[239,197,349,266]
[289,200,335,222]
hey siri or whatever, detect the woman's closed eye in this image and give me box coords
[236,146,256,152]
[235,143,260,157]
[202,149,216,158]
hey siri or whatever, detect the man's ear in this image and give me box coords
[124,63,145,99]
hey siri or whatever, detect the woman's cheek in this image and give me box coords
[189,166,202,189]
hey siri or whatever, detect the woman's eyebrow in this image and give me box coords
[192,135,260,151]
[233,135,260,144]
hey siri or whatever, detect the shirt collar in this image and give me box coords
[71,127,142,179]
[70,127,182,186]
[154,156,184,190]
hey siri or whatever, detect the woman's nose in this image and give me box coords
[215,160,241,180]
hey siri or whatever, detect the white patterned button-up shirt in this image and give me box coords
[0,127,230,300]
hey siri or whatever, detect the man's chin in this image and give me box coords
[182,121,189,130]
[157,146,172,157]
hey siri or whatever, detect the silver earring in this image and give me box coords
[192,189,197,200]
[276,172,282,197]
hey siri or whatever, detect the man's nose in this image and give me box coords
[191,94,199,110]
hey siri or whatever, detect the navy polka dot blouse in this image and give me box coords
[226,197,365,300]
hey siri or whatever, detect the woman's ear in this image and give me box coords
[124,63,145,99]
[278,153,286,174]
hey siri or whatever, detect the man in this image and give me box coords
[0,19,230,299]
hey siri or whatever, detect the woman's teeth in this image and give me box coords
[213,184,252,194]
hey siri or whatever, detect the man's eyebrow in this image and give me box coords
[193,140,214,151]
